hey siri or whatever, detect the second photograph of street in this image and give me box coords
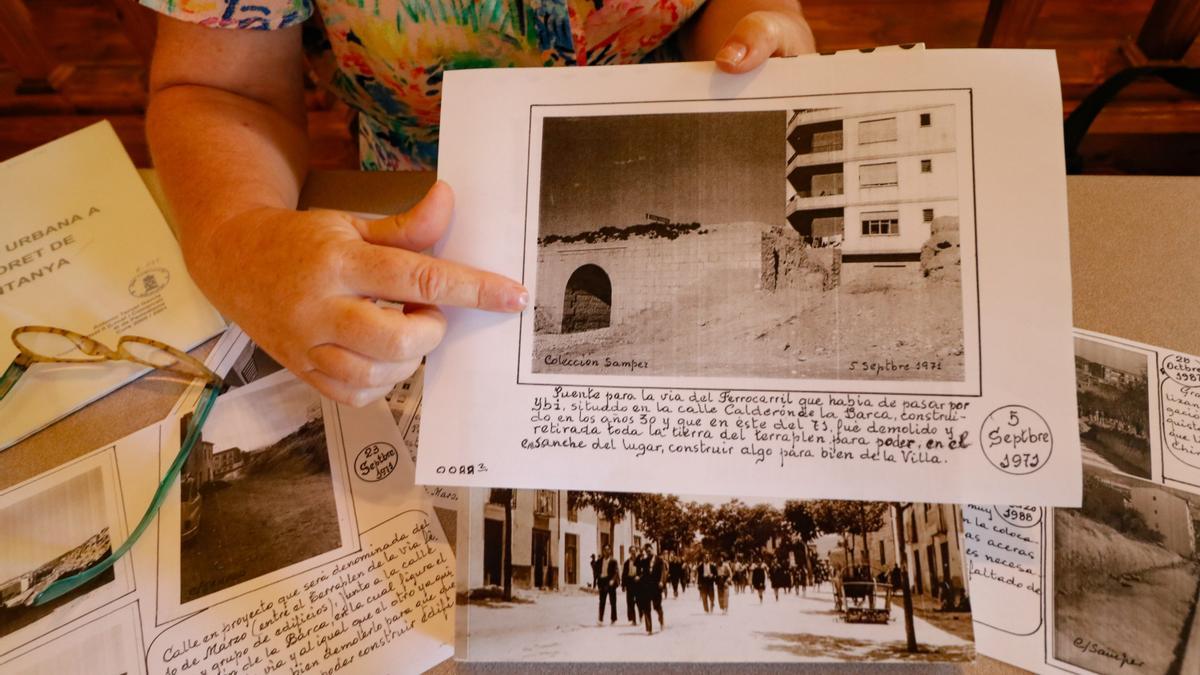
[454,489,974,663]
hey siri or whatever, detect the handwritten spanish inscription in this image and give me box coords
[153,513,453,675]
[523,386,973,469]
[962,504,1042,635]
[1161,354,1200,469]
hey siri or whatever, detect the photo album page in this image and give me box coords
[0,328,455,675]
[970,329,1200,674]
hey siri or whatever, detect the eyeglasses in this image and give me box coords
[1,325,223,606]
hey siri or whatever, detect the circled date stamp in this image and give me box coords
[354,442,399,482]
[981,405,1052,475]
[995,504,1042,528]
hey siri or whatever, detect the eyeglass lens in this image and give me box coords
[13,329,107,362]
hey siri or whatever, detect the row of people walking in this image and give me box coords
[593,547,824,631]
[593,544,667,634]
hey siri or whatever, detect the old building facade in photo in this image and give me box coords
[785,104,958,277]
[460,488,645,593]
[1127,486,1197,558]
[840,503,969,603]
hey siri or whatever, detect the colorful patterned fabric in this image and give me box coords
[142,0,705,169]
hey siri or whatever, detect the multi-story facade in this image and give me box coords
[1128,486,1197,558]
[460,489,645,593]
[840,503,968,603]
[785,104,958,273]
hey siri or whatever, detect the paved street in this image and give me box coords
[462,584,973,662]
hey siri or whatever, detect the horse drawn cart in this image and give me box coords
[839,581,892,624]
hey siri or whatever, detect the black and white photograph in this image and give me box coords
[1053,466,1200,674]
[1074,336,1153,480]
[0,457,129,648]
[457,489,974,662]
[177,372,348,604]
[528,96,971,385]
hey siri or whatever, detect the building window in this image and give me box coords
[861,210,899,236]
[859,162,898,188]
[812,129,843,153]
[879,540,886,566]
[488,489,515,506]
[859,117,897,144]
[923,208,935,222]
[534,490,556,516]
[921,158,932,173]
[920,112,932,127]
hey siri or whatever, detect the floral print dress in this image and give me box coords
[141,0,706,169]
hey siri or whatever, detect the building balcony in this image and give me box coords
[788,191,846,212]
[787,119,846,166]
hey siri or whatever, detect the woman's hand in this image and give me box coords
[683,0,817,73]
[185,181,527,406]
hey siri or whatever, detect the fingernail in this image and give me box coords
[509,286,529,311]
[716,42,747,66]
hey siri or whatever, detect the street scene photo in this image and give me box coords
[179,373,344,604]
[457,490,974,662]
[1054,466,1200,673]
[1074,336,1153,479]
[530,99,970,383]
[0,466,119,640]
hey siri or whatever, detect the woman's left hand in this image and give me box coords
[683,0,817,74]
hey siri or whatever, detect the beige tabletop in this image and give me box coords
[2,172,1196,674]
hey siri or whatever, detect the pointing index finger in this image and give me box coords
[343,242,528,311]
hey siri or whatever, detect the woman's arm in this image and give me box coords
[682,0,816,72]
[147,18,309,244]
[146,17,527,406]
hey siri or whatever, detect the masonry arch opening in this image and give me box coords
[562,264,612,333]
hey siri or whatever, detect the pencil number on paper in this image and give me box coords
[980,405,1053,475]
[434,463,487,475]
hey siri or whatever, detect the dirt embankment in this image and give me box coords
[1054,509,1200,674]
[534,264,964,381]
[921,216,960,280]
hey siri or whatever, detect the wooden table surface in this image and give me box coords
[2,172,1196,674]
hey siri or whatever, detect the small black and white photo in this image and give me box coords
[1074,336,1153,480]
[458,489,974,663]
[0,459,128,645]
[178,372,347,604]
[1053,466,1200,674]
[529,97,970,384]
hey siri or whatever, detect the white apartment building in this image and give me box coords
[785,104,959,268]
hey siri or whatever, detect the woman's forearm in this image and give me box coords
[145,18,309,265]
[147,87,308,253]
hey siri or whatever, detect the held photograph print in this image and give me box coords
[523,91,978,392]
[457,489,974,663]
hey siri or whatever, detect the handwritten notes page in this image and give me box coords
[0,121,225,450]
[0,351,453,674]
[970,329,1200,674]
[420,50,1080,505]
